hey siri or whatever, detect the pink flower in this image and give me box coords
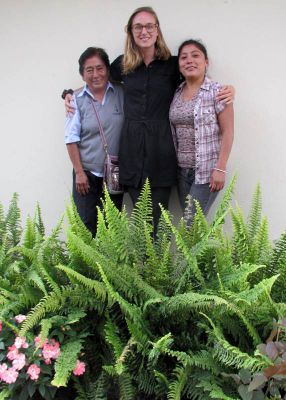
[14,336,29,349]
[0,363,8,380]
[27,364,41,381]
[1,367,19,384]
[0,320,2,332]
[7,345,19,360]
[42,340,60,363]
[73,360,85,376]
[14,315,26,324]
[34,336,48,348]
[12,353,26,371]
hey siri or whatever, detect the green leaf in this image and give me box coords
[239,369,252,384]
[27,382,36,397]
[252,391,265,400]
[248,374,267,391]
[39,384,46,398]
[19,386,29,400]
[43,388,53,400]
[238,385,253,400]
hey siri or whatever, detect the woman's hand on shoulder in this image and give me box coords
[216,85,235,104]
[209,170,226,192]
[65,93,75,115]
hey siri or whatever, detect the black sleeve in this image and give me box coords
[110,55,124,83]
[172,56,181,88]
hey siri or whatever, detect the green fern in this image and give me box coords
[247,183,262,241]
[167,365,188,400]
[51,339,83,387]
[211,174,237,227]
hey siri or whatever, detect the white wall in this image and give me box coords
[0,0,285,238]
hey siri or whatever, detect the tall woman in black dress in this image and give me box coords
[110,7,180,229]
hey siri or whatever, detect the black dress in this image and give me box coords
[110,55,180,188]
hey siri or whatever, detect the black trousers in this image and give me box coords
[127,185,171,233]
[72,171,123,237]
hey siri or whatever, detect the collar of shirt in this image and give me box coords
[76,81,114,106]
[176,76,212,94]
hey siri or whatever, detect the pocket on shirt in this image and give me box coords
[201,109,217,125]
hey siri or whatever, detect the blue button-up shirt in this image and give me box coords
[65,82,119,177]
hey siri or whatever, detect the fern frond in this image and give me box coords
[66,197,93,244]
[56,264,107,303]
[192,200,210,237]
[38,318,53,346]
[126,319,150,355]
[231,205,249,264]
[201,313,269,372]
[270,232,286,274]
[249,216,272,264]
[51,340,83,387]
[100,189,130,263]
[196,378,239,400]
[118,372,136,400]
[23,215,36,249]
[161,208,205,286]
[221,263,265,291]
[0,388,10,400]
[35,202,45,237]
[19,291,62,335]
[98,264,143,326]
[148,333,173,366]
[104,317,124,361]
[247,183,262,240]
[27,270,48,296]
[5,193,22,246]
[211,174,237,227]
[188,350,220,374]
[167,365,188,400]
[67,230,161,303]
[130,179,153,229]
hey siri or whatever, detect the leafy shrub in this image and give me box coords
[0,180,286,399]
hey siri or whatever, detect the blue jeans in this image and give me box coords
[177,168,218,225]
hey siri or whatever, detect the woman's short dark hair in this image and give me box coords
[78,47,110,76]
[178,39,208,60]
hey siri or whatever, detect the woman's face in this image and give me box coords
[82,55,109,93]
[179,44,208,80]
[131,11,158,51]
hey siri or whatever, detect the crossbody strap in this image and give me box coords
[90,99,109,156]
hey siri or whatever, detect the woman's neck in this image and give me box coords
[141,46,156,66]
[181,76,205,101]
[185,75,205,90]
[89,84,108,102]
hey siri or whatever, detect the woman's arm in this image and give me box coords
[65,95,89,195]
[66,144,90,195]
[209,104,234,192]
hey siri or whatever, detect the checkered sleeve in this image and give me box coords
[213,82,226,115]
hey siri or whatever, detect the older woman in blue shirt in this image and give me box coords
[65,47,124,237]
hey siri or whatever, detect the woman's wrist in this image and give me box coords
[213,167,227,174]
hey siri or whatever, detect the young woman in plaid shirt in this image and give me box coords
[169,39,234,223]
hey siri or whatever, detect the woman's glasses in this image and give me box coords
[131,23,158,34]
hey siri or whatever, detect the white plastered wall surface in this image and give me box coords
[0,0,285,238]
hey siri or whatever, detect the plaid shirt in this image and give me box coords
[170,77,226,184]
